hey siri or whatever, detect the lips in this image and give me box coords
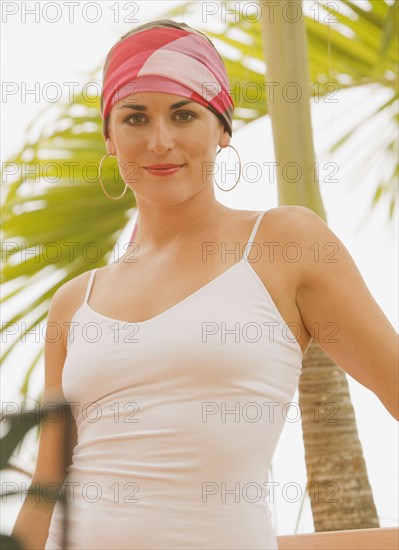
[145,164,183,170]
[144,164,184,176]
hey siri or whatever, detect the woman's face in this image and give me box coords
[105,91,231,204]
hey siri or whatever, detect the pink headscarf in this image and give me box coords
[102,25,234,137]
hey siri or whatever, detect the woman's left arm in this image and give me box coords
[292,206,399,421]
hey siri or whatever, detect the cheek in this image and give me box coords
[116,157,138,186]
[187,132,216,157]
[185,137,218,184]
[112,129,141,160]
[110,133,141,182]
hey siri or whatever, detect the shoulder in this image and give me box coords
[52,269,95,307]
[259,205,331,241]
[229,206,319,229]
[255,205,326,246]
[265,206,353,291]
[257,206,341,286]
[257,206,365,301]
[49,268,104,348]
[262,205,322,227]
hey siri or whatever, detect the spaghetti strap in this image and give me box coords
[84,269,97,304]
[242,211,267,262]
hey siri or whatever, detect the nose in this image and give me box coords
[146,117,174,154]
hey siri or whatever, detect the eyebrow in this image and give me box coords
[117,99,195,112]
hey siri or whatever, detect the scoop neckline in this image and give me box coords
[84,258,245,326]
[71,257,303,357]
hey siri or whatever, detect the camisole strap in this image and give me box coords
[242,211,267,262]
[84,268,97,304]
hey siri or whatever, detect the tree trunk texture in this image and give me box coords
[299,340,379,530]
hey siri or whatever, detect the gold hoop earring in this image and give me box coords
[214,144,242,192]
[98,153,129,200]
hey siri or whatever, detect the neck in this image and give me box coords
[130,198,229,254]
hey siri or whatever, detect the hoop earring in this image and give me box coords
[98,153,129,200]
[214,144,242,192]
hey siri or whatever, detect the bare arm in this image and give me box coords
[292,206,399,421]
[11,286,78,550]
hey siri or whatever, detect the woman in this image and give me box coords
[12,18,398,550]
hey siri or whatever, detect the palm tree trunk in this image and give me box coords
[300,341,379,529]
[258,0,379,529]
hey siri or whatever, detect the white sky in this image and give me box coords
[1,0,398,537]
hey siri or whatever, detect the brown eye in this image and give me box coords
[125,114,145,124]
[175,111,196,121]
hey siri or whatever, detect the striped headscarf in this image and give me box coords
[101,22,234,137]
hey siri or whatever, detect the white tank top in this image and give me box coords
[45,210,303,550]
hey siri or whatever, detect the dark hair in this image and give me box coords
[101,19,228,137]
